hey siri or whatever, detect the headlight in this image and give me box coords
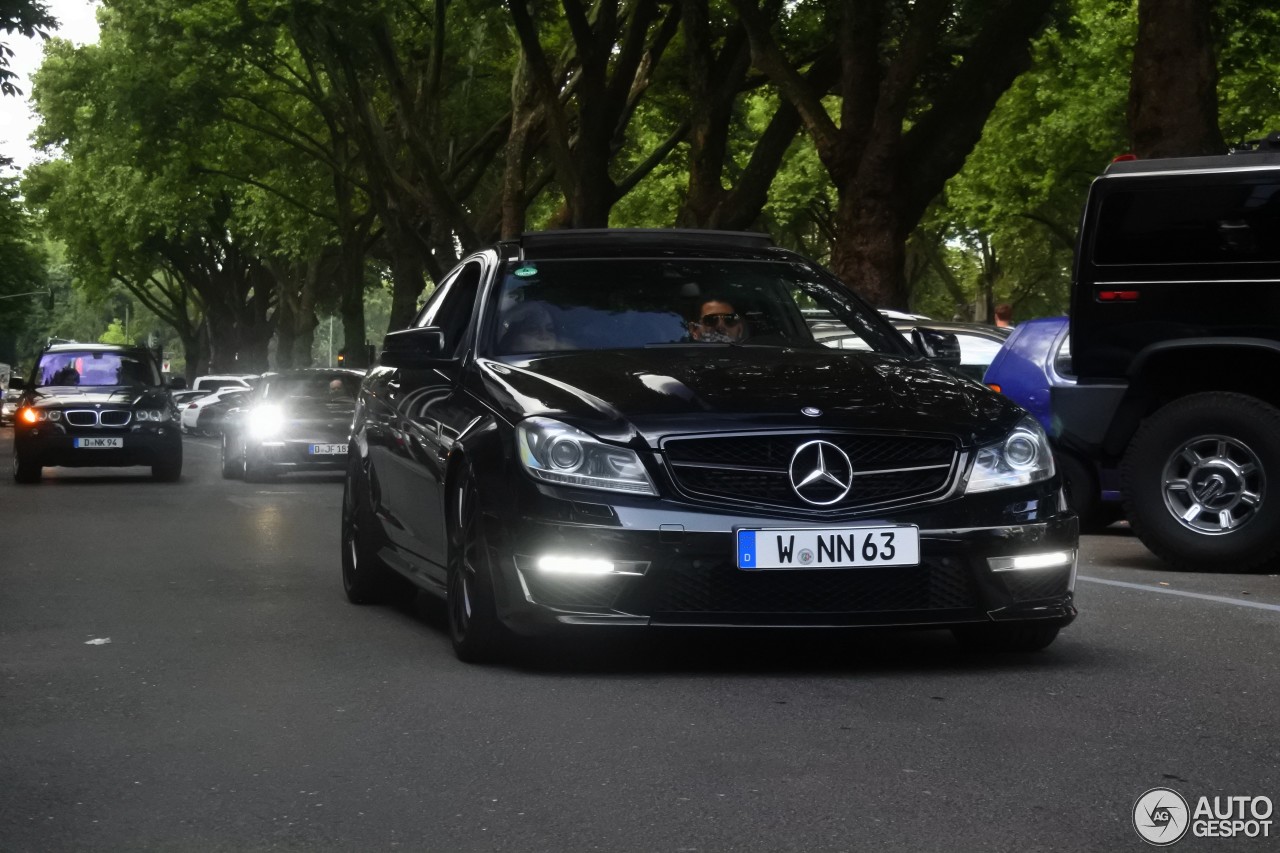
[516,417,657,495]
[247,404,285,438]
[964,416,1055,494]
[20,408,56,424]
[135,409,167,422]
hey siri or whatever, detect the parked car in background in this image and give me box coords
[193,388,252,437]
[1,380,24,426]
[12,343,182,483]
[181,386,252,435]
[343,229,1077,663]
[221,368,363,481]
[190,374,259,394]
[889,320,1011,383]
[1055,137,1280,571]
[170,388,211,411]
[983,316,1122,531]
[809,310,1009,383]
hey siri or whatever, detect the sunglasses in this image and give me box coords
[698,312,742,328]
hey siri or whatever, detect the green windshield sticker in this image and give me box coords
[514,266,538,277]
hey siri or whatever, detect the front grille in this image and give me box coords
[64,409,132,428]
[652,556,977,614]
[663,432,958,512]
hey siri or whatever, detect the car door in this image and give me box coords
[366,256,491,581]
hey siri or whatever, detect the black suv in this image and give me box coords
[12,343,182,482]
[1053,134,1280,571]
[341,229,1078,662]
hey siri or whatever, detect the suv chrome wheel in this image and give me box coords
[1161,434,1264,534]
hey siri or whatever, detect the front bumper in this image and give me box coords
[247,438,349,472]
[15,422,182,467]
[480,480,1079,635]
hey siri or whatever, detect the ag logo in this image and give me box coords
[1133,787,1190,846]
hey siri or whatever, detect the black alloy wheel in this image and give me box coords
[221,433,243,480]
[341,451,401,604]
[13,450,41,484]
[1123,392,1280,572]
[447,476,509,663]
[952,621,1061,653]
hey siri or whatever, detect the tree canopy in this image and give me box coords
[3,0,1278,373]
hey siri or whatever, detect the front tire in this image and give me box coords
[341,452,402,604]
[152,449,183,482]
[447,476,509,663]
[221,433,243,480]
[1055,450,1122,533]
[1122,392,1280,572]
[13,451,41,484]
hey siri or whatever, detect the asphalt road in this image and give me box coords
[1,428,1277,853]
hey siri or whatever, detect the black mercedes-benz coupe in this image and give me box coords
[12,343,182,483]
[342,230,1078,662]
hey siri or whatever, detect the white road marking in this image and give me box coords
[1078,575,1280,613]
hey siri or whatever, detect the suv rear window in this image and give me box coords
[1093,181,1280,265]
[35,351,160,387]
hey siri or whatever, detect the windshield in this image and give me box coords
[261,374,359,403]
[487,258,910,357]
[35,350,160,387]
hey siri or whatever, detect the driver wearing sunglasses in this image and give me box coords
[689,298,749,344]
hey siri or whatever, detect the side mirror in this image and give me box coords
[911,327,962,368]
[381,326,449,368]
[168,377,188,390]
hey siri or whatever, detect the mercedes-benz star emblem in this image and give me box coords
[801,406,822,417]
[788,440,854,506]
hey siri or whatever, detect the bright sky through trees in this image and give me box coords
[0,0,99,172]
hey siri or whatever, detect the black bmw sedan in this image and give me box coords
[12,343,182,483]
[343,230,1078,662]
[221,369,363,481]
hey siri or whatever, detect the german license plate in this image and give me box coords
[736,525,920,570]
[74,437,123,449]
[309,443,347,455]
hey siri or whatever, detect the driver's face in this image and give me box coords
[691,300,746,343]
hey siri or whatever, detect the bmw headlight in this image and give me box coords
[247,404,285,438]
[516,417,656,495]
[135,409,167,422]
[965,416,1055,493]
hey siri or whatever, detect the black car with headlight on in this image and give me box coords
[13,343,182,483]
[343,230,1079,662]
[220,368,363,481]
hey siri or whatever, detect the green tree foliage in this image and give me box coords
[0,0,55,97]
[11,0,1280,372]
[0,174,46,335]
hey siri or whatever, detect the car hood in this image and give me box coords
[475,348,1024,448]
[26,387,171,408]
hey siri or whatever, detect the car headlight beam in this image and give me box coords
[965,416,1056,494]
[247,404,286,438]
[516,417,657,495]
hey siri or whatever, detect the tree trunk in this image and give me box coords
[829,193,909,309]
[275,291,296,371]
[1129,0,1225,158]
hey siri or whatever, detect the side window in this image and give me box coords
[1094,181,1280,265]
[417,261,484,357]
